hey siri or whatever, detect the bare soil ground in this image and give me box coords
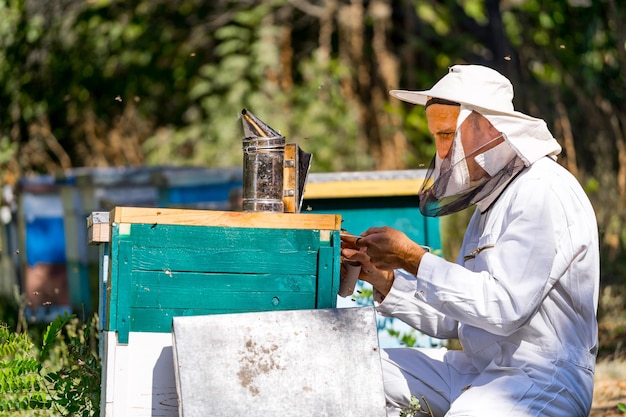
[590,359,626,417]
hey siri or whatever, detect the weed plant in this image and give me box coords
[400,395,434,417]
[0,311,100,416]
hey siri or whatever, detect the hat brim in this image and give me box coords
[389,90,432,106]
[389,89,539,121]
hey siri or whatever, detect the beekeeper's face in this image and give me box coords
[426,103,504,182]
[425,103,460,159]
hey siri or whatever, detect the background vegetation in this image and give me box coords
[0,0,624,357]
[0,314,99,416]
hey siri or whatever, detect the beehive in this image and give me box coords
[90,206,342,416]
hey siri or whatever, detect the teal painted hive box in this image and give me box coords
[100,206,342,344]
[92,207,342,416]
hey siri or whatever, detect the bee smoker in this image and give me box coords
[240,109,311,213]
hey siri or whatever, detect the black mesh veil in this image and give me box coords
[417,110,527,217]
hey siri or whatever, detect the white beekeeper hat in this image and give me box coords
[390,64,562,165]
[390,65,538,121]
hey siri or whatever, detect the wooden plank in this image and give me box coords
[304,178,425,199]
[304,170,431,199]
[115,240,133,344]
[106,227,120,336]
[101,331,177,417]
[130,290,317,313]
[130,244,319,276]
[316,246,338,308]
[128,294,318,333]
[88,211,111,244]
[121,224,322,274]
[283,143,297,213]
[130,271,317,309]
[98,242,109,359]
[109,217,335,274]
[126,223,324,251]
[102,331,129,416]
[111,206,341,230]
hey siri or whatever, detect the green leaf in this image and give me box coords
[40,313,74,363]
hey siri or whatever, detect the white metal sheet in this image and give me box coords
[172,307,386,417]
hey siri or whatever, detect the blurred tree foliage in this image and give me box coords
[1,0,625,317]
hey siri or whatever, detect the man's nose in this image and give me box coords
[436,139,453,159]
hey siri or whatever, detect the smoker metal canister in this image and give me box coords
[242,135,285,212]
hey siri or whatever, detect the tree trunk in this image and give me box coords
[554,100,578,178]
[369,0,405,169]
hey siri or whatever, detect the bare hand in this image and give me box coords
[341,245,394,297]
[356,226,427,275]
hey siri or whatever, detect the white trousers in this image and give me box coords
[381,347,593,417]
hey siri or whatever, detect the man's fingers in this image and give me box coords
[361,226,390,237]
[342,247,364,262]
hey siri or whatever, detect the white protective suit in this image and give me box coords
[380,66,600,417]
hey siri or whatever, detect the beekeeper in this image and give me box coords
[341,65,599,416]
